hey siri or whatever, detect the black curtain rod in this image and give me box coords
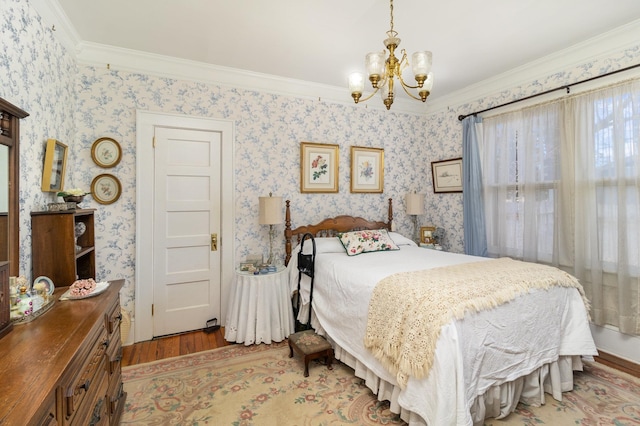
[457,62,640,121]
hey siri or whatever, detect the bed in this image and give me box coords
[284,198,598,426]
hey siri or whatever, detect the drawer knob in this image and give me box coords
[78,379,91,392]
[89,397,105,426]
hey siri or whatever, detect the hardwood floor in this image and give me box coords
[121,327,232,367]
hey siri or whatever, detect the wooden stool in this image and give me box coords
[288,329,334,377]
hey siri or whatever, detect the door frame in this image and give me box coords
[135,110,235,343]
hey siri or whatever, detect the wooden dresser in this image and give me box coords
[0,279,126,425]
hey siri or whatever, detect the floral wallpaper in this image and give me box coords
[72,67,430,314]
[2,0,640,330]
[0,0,77,274]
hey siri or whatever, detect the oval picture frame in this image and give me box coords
[91,137,122,168]
[33,276,55,296]
[91,173,122,205]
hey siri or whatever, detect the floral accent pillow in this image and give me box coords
[338,229,400,256]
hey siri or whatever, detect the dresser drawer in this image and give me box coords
[85,365,110,426]
[61,326,109,425]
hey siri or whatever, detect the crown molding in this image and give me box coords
[74,42,427,115]
[426,18,640,115]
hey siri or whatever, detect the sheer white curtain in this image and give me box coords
[481,80,640,335]
[481,101,572,265]
[571,81,640,335]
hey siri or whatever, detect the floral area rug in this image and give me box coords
[121,341,640,426]
[121,341,404,425]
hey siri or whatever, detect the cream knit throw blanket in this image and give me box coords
[363,257,590,388]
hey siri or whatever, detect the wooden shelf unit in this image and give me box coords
[31,209,96,287]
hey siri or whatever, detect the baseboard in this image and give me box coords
[594,350,640,378]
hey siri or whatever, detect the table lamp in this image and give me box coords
[259,193,283,265]
[406,192,425,243]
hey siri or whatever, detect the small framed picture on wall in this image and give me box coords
[431,157,463,193]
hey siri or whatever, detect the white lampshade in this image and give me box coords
[259,195,283,225]
[365,51,386,78]
[348,72,365,94]
[406,193,425,215]
[411,51,432,77]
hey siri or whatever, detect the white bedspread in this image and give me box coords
[288,238,597,426]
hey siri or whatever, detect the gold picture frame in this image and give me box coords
[350,146,384,193]
[420,226,436,244]
[91,137,122,168]
[41,139,68,192]
[431,157,463,193]
[300,142,339,193]
[91,173,122,205]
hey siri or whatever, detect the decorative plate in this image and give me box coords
[91,174,122,205]
[32,276,55,296]
[91,137,122,168]
[60,281,110,300]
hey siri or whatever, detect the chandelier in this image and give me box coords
[348,0,434,110]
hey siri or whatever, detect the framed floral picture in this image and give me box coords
[91,173,122,204]
[91,137,122,168]
[300,142,339,193]
[350,146,384,193]
[431,157,463,193]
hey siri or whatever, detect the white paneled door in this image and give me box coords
[152,127,221,337]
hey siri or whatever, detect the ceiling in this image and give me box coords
[54,0,640,104]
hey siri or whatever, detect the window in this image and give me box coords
[481,79,640,333]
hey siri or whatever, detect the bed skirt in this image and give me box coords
[330,337,586,426]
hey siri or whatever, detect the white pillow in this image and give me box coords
[388,232,417,247]
[294,236,345,255]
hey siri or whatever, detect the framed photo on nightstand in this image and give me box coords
[420,226,436,244]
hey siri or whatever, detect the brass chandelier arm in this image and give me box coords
[352,86,381,104]
[396,72,422,90]
[399,82,425,101]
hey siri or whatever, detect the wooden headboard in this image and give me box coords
[284,198,393,265]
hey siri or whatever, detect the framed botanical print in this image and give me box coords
[350,146,384,193]
[91,173,122,204]
[41,139,68,192]
[91,137,122,168]
[300,142,339,193]
[431,157,463,193]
